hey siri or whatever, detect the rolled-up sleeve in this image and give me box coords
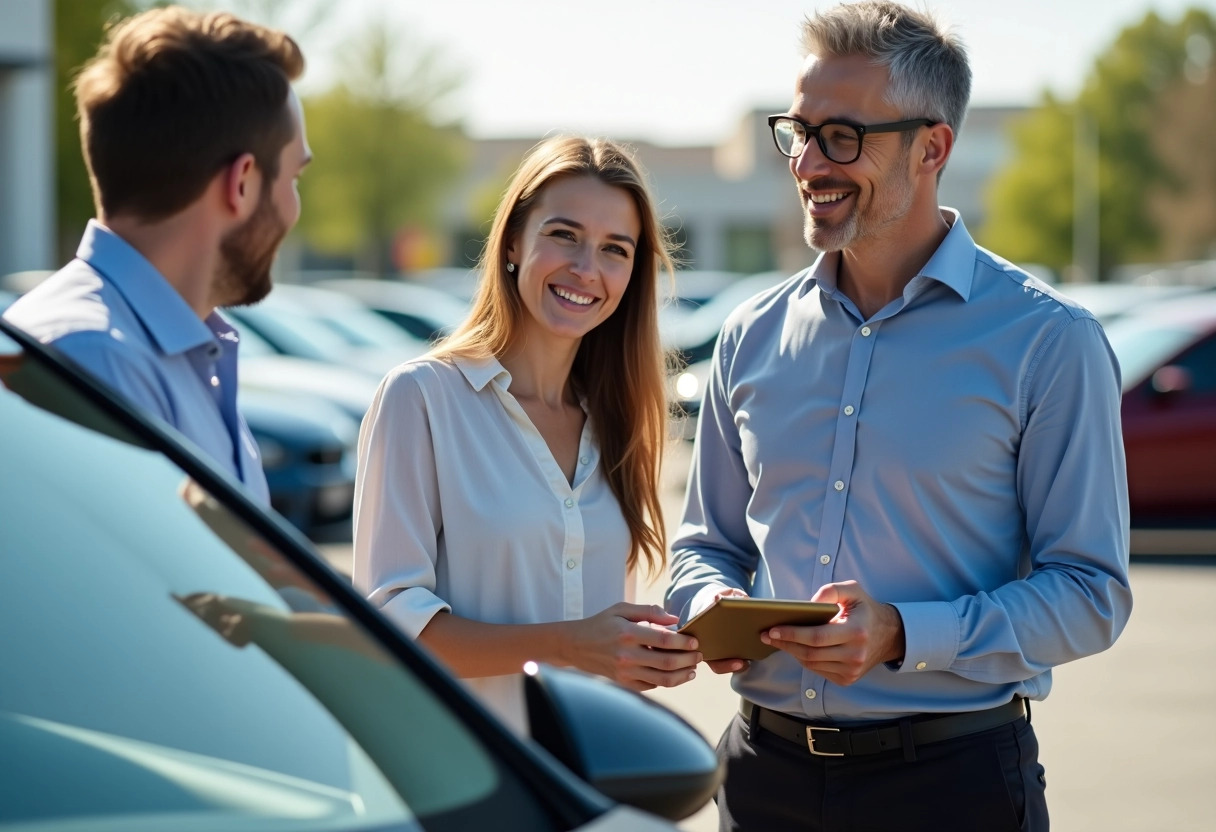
[352,365,450,638]
[893,315,1133,680]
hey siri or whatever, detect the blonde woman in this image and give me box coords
[353,136,700,733]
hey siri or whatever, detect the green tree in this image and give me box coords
[981,7,1216,279]
[295,19,467,274]
[54,0,137,262]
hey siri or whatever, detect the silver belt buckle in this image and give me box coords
[806,725,844,756]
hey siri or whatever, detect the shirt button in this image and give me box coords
[844,405,855,416]
[915,661,927,671]
[579,456,589,465]
[564,498,574,508]
[804,689,817,700]
[861,326,872,337]
[834,480,845,491]
[566,559,577,569]
[819,555,831,565]
[210,376,220,387]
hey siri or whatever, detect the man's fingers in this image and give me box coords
[763,621,841,648]
[706,658,749,674]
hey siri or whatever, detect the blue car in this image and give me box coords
[240,389,358,539]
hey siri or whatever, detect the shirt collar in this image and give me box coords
[454,353,512,392]
[917,208,975,302]
[797,207,977,303]
[77,220,217,356]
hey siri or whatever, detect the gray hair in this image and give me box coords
[800,1,972,139]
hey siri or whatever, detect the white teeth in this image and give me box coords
[553,286,595,305]
[810,192,848,204]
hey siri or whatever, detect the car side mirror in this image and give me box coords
[1150,365,1192,398]
[523,662,722,821]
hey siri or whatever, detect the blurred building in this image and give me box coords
[0,0,54,275]
[439,105,1026,277]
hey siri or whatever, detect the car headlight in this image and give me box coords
[255,436,288,469]
[675,371,700,401]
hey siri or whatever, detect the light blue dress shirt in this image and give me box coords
[3,220,269,504]
[666,211,1132,722]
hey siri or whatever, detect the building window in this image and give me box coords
[724,225,775,274]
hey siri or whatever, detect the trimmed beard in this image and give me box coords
[803,146,915,253]
[216,183,288,308]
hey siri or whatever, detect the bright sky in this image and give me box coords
[287,0,1214,146]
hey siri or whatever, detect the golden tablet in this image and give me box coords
[678,597,839,661]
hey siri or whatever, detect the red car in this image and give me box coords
[1102,292,1216,527]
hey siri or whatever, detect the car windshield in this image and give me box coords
[1102,316,1200,391]
[312,303,422,350]
[0,327,562,832]
[226,305,354,363]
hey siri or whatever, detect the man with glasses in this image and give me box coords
[665,3,1131,830]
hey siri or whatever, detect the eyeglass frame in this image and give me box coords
[767,114,938,164]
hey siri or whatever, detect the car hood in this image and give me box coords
[240,356,381,421]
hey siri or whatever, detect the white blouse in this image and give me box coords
[352,354,633,734]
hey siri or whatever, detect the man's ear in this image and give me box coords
[222,152,261,220]
[918,123,954,179]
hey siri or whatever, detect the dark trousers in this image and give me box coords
[716,709,1049,832]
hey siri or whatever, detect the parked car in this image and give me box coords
[662,271,787,369]
[312,277,471,343]
[0,315,722,830]
[1055,282,1201,325]
[224,286,426,378]
[241,388,358,539]
[228,319,381,423]
[1102,292,1216,527]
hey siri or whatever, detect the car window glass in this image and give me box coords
[0,330,558,832]
[1102,318,1198,391]
[1172,334,1216,393]
[226,306,353,362]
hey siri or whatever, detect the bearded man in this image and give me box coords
[665,3,1132,830]
[4,6,310,501]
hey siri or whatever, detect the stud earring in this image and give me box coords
[506,262,515,274]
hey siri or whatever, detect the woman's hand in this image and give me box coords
[561,602,702,691]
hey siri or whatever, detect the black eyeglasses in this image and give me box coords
[767,114,936,164]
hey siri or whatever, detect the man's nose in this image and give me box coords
[792,136,832,179]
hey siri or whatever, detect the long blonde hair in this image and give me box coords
[433,136,674,578]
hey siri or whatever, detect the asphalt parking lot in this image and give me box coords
[320,439,1216,831]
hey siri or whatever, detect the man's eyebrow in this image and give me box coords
[541,216,637,247]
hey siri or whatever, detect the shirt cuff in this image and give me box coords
[376,586,452,640]
[683,584,736,626]
[888,600,960,673]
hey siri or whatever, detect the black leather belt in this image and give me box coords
[741,697,1027,757]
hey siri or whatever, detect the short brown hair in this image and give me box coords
[74,6,304,221]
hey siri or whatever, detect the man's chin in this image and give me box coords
[805,221,851,253]
[223,271,273,308]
